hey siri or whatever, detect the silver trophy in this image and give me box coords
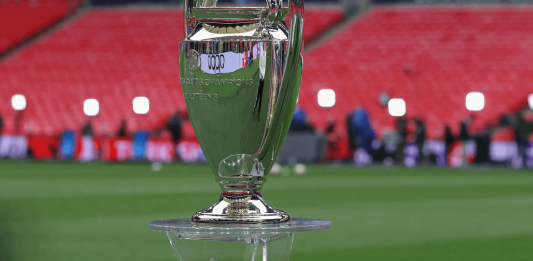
[179,0,304,224]
[150,2,329,260]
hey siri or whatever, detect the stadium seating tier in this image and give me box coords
[0,7,343,136]
[4,6,531,143]
[0,1,83,55]
[299,7,533,139]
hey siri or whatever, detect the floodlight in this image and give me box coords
[466,92,484,111]
[388,98,406,117]
[317,89,335,108]
[133,96,150,114]
[528,94,533,110]
[83,99,99,116]
[11,94,27,111]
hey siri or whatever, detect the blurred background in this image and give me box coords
[1,0,533,261]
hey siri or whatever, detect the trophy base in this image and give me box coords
[149,218,332,261]
[191,191,291,224]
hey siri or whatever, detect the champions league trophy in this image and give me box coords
[150,0,331,260]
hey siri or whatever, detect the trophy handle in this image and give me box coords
[252,0,304,163]
[183,0,198,37]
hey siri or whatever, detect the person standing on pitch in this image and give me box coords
[290,106,314,132]
[395,116,407,164]
[513,110,529,168]
[167,112,182,146]
[0,111,3,148]
[459,116,472,166]
[353,108,376,155]
[414,118,426,165]
[82,120,94,137]
[444,125,455,158]
[117,119,128,138]
[346,111,357,152]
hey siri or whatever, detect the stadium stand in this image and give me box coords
[299,7,533,140]
[0,0,83,55]
[0,7,343,136]
[301,7,344,43]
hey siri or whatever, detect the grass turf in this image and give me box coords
[0,161,532,261]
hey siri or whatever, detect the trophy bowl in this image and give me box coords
[179,0,304,224]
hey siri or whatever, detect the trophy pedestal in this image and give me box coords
[149,218,331,261]
[192,191,291,224]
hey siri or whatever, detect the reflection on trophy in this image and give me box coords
[180,0,304,224]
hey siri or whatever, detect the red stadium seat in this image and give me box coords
[0,8,343,136]
[0,0,83,55]
[299,7,533,141]
[301,7,344,43]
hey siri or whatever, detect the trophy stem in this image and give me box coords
[191,191,291,224]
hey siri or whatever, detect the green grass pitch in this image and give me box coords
[1,161,533,261]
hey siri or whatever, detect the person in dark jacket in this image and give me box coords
[444,125,455,151]
[414,118,426,164]
[346,111,357,150]
[513,113,529,168]
[290,106,314,132]
[459,116,472,141]
[0,111,3,148]
[0,111,3,135]
[459,116,472,166]
[474,125,492,164]
[352,108,376,154]
[395,116,407,164]
[444,125,455,163]
[117,119,127,138]
[167,112,182,145]
[82,120,93,137]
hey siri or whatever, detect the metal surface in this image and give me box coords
[179,0,304,223]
